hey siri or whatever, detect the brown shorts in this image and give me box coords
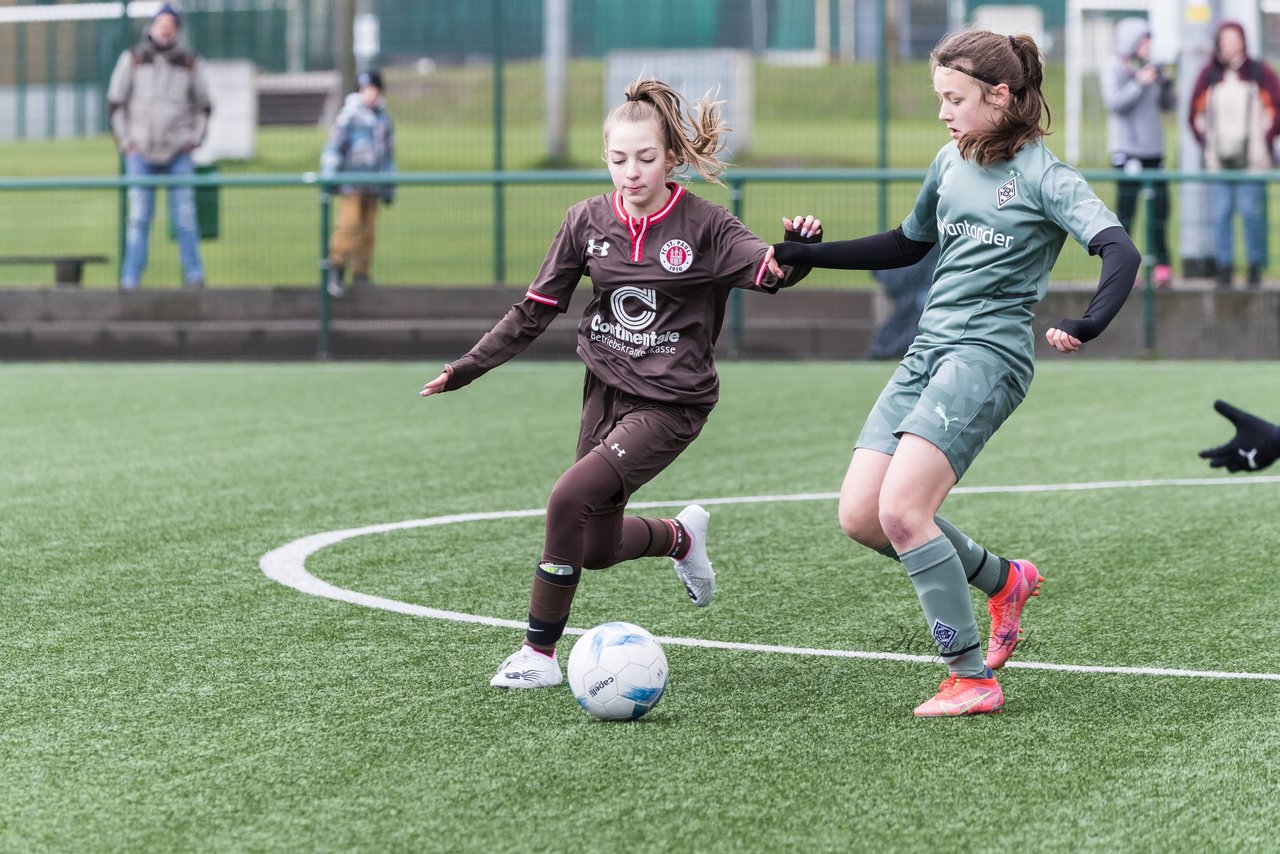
[576,370,712,510]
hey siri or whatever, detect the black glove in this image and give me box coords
[1198,400,1280,472]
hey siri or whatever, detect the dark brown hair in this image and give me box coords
[930,29,1051,167]
[604,77,731,184]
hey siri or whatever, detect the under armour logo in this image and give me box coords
[586,239,610,257]
[1240,447,1261,469]
[610,442,626,457]
[934,404,958,431]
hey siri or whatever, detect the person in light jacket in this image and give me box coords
[107,2,211,290]
[1099,16,1174,287]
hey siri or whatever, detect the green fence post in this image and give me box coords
[492,0,506,285]
[876,2,888,230]
[16,22,26,140]
[727,177,745,357]
[1142,173,1156,355]
[117,154,127,283]
[318,182,333,360]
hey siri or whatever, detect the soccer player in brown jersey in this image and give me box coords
[419,77,823,689]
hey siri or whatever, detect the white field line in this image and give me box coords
[260,476,1280,682]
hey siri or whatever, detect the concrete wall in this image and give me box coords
[0,286,1276,361]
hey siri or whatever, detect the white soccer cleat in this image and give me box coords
[672,504,715,607]
[489,645,563,689]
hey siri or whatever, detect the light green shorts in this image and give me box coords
[856,346,1029,480]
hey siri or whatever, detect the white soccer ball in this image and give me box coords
[567,621,669,721]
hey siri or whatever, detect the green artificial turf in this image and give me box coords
[2,360,1279,851]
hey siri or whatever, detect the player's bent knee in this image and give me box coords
[837,504,883,547]
[877,505,930,547]
[580,549,619,571]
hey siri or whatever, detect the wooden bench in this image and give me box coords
[0,255,109,287]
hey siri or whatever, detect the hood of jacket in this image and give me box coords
[341,91,385,115]
[1114,17,1150,59]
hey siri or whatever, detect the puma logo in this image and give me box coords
[1239,447,1260,470]
[934,404,959,431]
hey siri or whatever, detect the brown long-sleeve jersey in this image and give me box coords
[447,183,814,405]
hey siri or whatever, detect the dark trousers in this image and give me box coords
[1113,156,1169,266]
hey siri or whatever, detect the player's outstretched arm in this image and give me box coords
[765,214,823,276]
[1198,399,1280,472]
[419,365,453,398]
[772,226,933,271]
[1046,226,1140,354]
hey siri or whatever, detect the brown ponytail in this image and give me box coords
[931,29,1051,167]
[604,77,731,185]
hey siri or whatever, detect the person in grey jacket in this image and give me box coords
[1099,16,1174,287]
[107,3,211,289]
[320,70,397,298]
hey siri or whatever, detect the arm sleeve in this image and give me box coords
[1258,61,1280,142]
[106,52,133,148]
[1051,226,1140,343]
[445,207,590,390]
[1100,66,1143,114]
[444,300,562,391]
[768,226,820,291]
[320,113,348,176]
[711,208,820,293]
[189,60,212,149]
[772,226,934,271]
[1187,68,1211,146]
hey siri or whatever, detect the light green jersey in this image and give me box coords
[901,140,1121,375]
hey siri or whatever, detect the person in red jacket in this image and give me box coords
[1187,21,1280,289]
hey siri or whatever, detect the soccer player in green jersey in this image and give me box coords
[774,29,1141,717]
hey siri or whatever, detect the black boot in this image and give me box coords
[1215,267,1232,290]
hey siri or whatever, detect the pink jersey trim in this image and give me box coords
[611,183,687,263]
[752,256,771,288]
[524,289,559,306]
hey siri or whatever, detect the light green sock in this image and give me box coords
[899,535,986,677]
[934,514,1008,597]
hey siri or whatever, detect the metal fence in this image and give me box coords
[0,166,1245,285]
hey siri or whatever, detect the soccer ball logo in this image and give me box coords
[567,622,669,721]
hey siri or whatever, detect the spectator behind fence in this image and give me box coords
[866,243,937,360]
[321,70,397,299]
[107,2,211,290]
[1188,20,1280,290]
[1100,16,1174,288]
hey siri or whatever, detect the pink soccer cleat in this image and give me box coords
[985,559,1043,670]
[913,672,1004,717]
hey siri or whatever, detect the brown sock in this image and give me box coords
[525,561,579,654]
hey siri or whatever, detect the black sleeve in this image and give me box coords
[1052,226,1141,343]
[772,226,934,271]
